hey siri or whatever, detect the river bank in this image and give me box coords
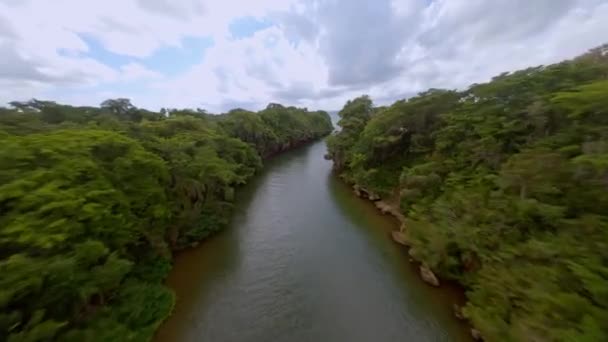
[344,180,480,340]
[154,141,472,342]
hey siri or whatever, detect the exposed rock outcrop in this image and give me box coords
[408,248,416,258]
[391,231,409,246]
[368,192,380,201]
[374,201,406,224]
[419,264,440,287]
[375,200,391,214]
[352,184,380,201]
[453,304,465,320]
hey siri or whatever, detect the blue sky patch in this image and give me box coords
[142,36,214,75]
[59,34,131,68]
[60,34,214,77]
[229,16,273,39]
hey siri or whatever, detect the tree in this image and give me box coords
[100,98,135,116]
[0,97,333,341]
[327,45,608,341]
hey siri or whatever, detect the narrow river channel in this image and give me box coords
[154,140,471,342]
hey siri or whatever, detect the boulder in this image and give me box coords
[419,264,440,287]
[391,231,409,246]
[471,328,482,340]
[408,248,416,258]
[375,201,391,214]
[368,192,381,201]
[453,304,465,320]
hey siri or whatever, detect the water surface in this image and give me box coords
[155,141,470,342]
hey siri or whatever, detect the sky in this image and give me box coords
[0,0,607,112]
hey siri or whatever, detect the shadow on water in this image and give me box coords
[155,140,472,342]
[326,172,472,341]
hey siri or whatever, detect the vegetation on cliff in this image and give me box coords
[327,45,608,341]
[0,101,332,341]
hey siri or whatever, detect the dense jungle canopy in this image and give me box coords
[0,101,332,341]
[327,45,608,341]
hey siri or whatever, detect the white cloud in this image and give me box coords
[120,63,163,81]
[0,0,607,111]
[0,0,299,107]
[152,25,329,111]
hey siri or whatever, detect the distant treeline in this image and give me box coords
[0,101,332,341]
[327,45,608,341]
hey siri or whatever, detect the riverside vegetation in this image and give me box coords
[327,45,608,341]
[0,101,332,341]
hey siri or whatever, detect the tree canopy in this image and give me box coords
[327,45,608,341]
[0,101,332,341]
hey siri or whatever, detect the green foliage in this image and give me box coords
[216,105,332,158]
[218,109,280,157]
[326,95,373,170]
[0,98,331,341]
[328,45,608,341]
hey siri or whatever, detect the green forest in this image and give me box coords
[0,101,332,341]
[327,45,608,341]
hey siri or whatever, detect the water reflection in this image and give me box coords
[155,141,470,342]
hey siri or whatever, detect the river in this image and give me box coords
[154,140,471,342]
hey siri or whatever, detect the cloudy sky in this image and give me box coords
[1,0,607,112]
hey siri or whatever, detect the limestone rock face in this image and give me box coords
[419,264,440,287]
[375,201,392,214]
[368,192,380,201]
[453,304,465,320]
[391,231,409,245]
[408,248,416,258]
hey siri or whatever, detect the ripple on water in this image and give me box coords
[155,141,472,342]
